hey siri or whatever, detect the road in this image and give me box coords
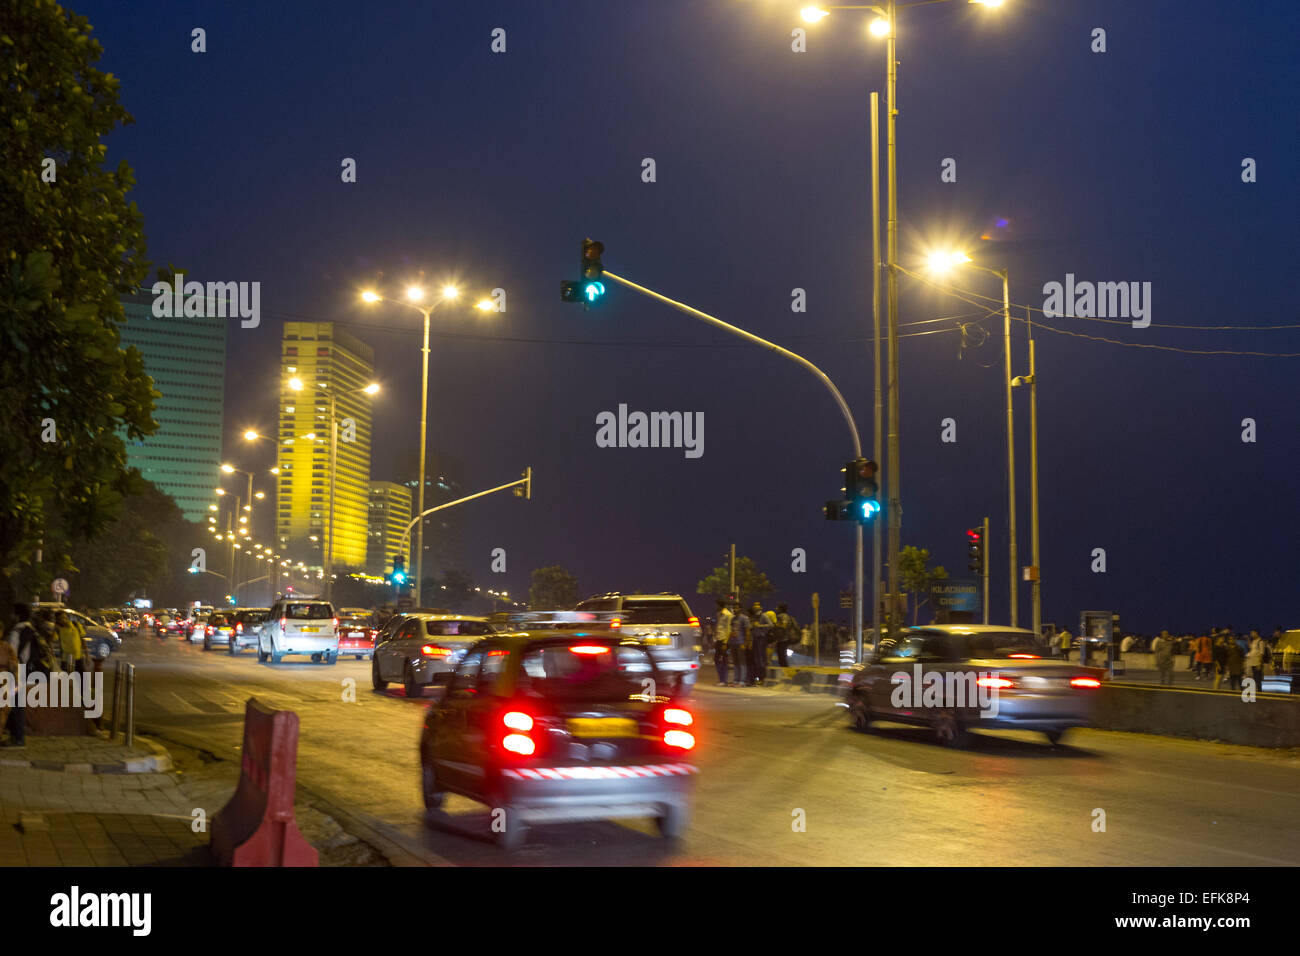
[121,635,1300,866]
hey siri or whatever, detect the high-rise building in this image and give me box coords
[368,481,413,575]
[118,293,227,521]
[274,322,374,571]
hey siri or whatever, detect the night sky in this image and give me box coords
[76,0,1300,634]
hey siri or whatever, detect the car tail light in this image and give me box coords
[206,625,213,635]
[332,618,338,629]
[687,616,699,627]
[236,623,243,634]
[280,617,287,630]
[664,729,695,750]
[503,734,536,756]
[503,711,533,732]
[569,644,610,655]
[609,618,621,629]
[664,708,693,726]
[421,644,451,657]
[977,676,1016,689]
[1008,653,1040,659]
[502,710,537,756]
[1070,676,1102,688]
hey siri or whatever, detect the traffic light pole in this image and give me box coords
[982,515,990,625]
[600,269,868,661]
[399,471,533,585]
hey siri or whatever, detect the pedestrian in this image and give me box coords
[773,603,799,668]
[1194,632,1213,680]
[750,602,777,685]
[1120,633,1135,655]
[1212,635,1228,689]
[1226,639,1244,692]
[1059,628,1072,661]
[54,610,83,673]
[713,599,733,686]
[729,604,750,686]
[3,604,47,748]
[1246,630,1265,689]
[1153,630,1175,686]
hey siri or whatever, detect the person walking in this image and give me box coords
[773,603,799,668]
[1059,628,1072,661]
[749,602,777,686]
[729,605,750,687]
[3,604,47,748]
[1212,634,1228,689]
[1194,632,1213,680]
[1153,630,1175,686]
[1226,638,1244,692]
[713,599,733,686]
[1246,631,1265,690]
[54,610,83,673]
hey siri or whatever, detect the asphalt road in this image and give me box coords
[121,634,1300,866]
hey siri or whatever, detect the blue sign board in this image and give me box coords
[931,579,979,612]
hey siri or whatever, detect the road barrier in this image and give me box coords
[211,698,318,867]
[1094,682,1300,748]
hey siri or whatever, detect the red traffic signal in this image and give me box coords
[967,528,982,542]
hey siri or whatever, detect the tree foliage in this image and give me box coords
[528,565,579,609]
[898,545,948,625]
[0,1,155,619]
[696,555,774,606]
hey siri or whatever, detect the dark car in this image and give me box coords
[419,631,698,850]
[843,625,1102,748]
[228,608,270,655]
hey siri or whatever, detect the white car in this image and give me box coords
[371,613,496,697]
[258,600,339,664]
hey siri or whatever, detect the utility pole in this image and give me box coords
[982,515,990,626]
[1001,269,1018,628]
[870,89,883,656]
[885,0,902,642]
[728,544,736,600]
[1027,312,1041,639]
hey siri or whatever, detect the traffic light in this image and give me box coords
[825,458,880,523]
[391,554,407,587]
[560,239,607,307]
[967,528,984,574]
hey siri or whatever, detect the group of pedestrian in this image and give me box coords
[1174,626,1272,690]
[711,598,800,687]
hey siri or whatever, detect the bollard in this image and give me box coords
[124,663,135,748]
[109,660,125,740]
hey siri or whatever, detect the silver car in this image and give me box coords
[573,593,702,692]
[371,613,497,698]
[844,625,1101,747]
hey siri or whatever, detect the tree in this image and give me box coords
[898,545,949,625]
[528,565,578,609]
[0,2,155,623]
[696,555,774,607]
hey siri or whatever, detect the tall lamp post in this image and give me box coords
[360,285,493,606]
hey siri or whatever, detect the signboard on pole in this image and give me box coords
[931,579,979,613]
[839,590,852,609]
[51,578,69,598]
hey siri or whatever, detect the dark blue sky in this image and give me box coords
[77,0,1300,634]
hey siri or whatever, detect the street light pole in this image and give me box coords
[884,0,903,640]
[416,305,431,606]
[870,88,883,647]
[327,392,338,603]
[1026,309,1041,638]
[1000,269,1018,627]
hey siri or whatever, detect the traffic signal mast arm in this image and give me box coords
[400,469,533,560]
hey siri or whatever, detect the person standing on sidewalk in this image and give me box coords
[54,610,82,673]
[773,603,799,667]
[3,604,45,748]
[1226,638,1245,692]
[713,599,733,686]
[1153,631,1175,686]
[750,602,777,686]
[1059,628,1072,661]
[730,605,750,687]
[1194,632,1213,680]
[1246,630,1265,689]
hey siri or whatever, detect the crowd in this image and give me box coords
[0,603,94,749]
[703,599,804,687]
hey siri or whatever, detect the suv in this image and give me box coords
[419,631,698,850]
[259,600,338,664]
[229,608,270,655]
[573,593,702,691]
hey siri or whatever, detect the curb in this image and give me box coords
[0,734,174,775]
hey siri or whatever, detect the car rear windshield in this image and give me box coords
[425,619,494,637]
[952,631,1041,658]
[285,604,332,620]
[518,642,654,702]
[339,618,369,628]
[619,599,690,625]
[208,614,230,626]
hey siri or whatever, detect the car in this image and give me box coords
[228,608,270,655]
[31,603,121,660]
[337,614,378,660]
[258,600,339,664]
[573,593,703,692]
[372,613,496,697]
[418,630,698,850]
[186,613,209,643]
[201,612,238,650]
[843,625,1102,748]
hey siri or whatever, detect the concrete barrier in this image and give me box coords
[1094,682,1299,748]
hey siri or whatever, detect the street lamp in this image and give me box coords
[360,283,483,606]
[927,249,1020,627]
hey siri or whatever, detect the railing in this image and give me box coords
[109,660,135,747]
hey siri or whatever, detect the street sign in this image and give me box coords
[51,578,68,597]
[839,590,852,609]
[931,579,979,612]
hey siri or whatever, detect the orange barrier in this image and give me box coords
[212,698,318,866]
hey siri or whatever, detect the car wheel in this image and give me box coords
[228,641,237,655]
[1045,729,1066,747]
[404,666,422,699]
[495,807,526,851]
[271,650,283,664]
[655,803,690,840]
[96,641,111,659]
[372,657,387,690]
[257,648,268,662]
[847,690,872,732]
[421,761,446,811]
[932,711,970,749]
[326,652,337,665]
[311,653,321,663]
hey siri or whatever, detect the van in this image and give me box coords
[259,600,339,664]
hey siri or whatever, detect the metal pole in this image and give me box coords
[327,393,336,603]
[885,0,902,640]
[1029,329,1041,640]
[982,515,990,625]
[728,543,735,598]
[1001,270,1018,627]
[814,593,821,667]
[870,89,883,660]
[415,307,431,607]
[124,663,135,749]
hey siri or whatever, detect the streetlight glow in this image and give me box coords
[243,430,259,441]
[406,285,425,302]
[869,17,889,36]
[288,377,303,391]
[441,284,459,300]
[221,463,235,473]
[801,6,830,22]
[361,290,380,303]
[363,383,380,395]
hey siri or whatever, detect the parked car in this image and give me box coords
[419,631,698,850]
[228,608,270,655]
[843,625,1102,747]
[373,614,497,697]
[31,603,121,660]
[258,600,338,664]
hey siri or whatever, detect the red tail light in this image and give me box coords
[609,618,621,629]
[662,706,696,750]
[206,625,213,635]
[664,729,695,750]
[280,617,287,630]
[664,708,693,726]
[421,644,450,657]
[502,710,537,756]
[569,644,610,655]
[236,623,243,634]
[1070,677,1102,688]
[503,711,533,731]
[977,676,1015,689]
[1008,653,1040,659]
[503,734,536,755]
[687,616,699,627]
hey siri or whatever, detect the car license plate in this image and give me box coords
[301,626,319,633]
[567,718,638,738]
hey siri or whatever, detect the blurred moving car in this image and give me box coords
[202,612,237,650]
[258,600,338,664]
[228,608,270,655]
[373,614,496,697]
[419,631,698,850]
[32,603,121,660]
[573,593,702,692]
[843,625,1101,747]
